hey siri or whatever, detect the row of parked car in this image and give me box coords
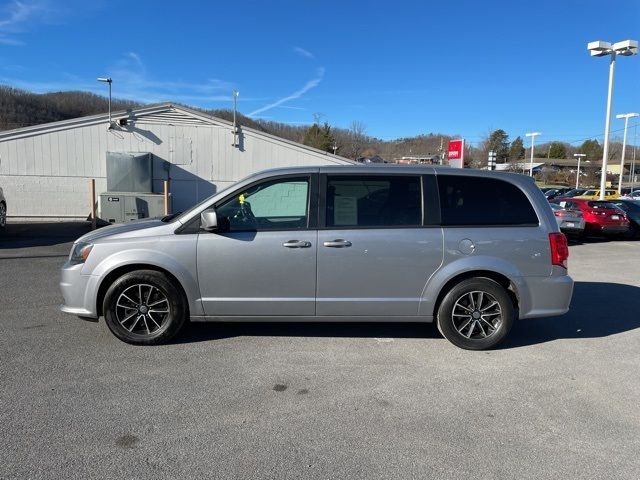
[540,186,640,239]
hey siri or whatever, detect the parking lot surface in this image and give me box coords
[1,223,639,479]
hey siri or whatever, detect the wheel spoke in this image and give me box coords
[476,321,487,337]
[146,286,153,304]
[141,315,150,334]
[128,315,142,332]
[465,321,476,338]
[480,317,497,330]
[477,292,484,310]
[456,303,473,313]
[120,293,137,306]
[456,318,473,334]
[148,298,168,307]
[138,285,143,305]
[119,311,138,325]
[482,311,501,317]
[116,303,137,310]
[146,313,161,329]
[480,301,498,312]
[149,309,169,314]
[468,293,476,310]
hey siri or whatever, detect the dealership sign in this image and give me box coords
[447,139,465,168]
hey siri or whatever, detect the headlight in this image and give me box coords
[69,242,93,265]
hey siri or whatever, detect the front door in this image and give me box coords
[197,174,317,316]
[316,173,443,317]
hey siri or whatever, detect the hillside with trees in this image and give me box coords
[0,86,630,168]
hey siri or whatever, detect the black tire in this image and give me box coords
[103,270,187,345]
[0,202,6,228]
[437,277,515,350]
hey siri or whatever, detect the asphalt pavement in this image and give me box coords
[1,223,639,479]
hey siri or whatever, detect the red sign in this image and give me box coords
[447,139,465,168]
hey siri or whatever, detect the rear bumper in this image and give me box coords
[519,273,574,319]
[60,261,99,318]
[586,223,629,235]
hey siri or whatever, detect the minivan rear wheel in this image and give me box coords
[103,270,187,345]
[437,278,514,350]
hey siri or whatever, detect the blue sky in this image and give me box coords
[0,0,639,146]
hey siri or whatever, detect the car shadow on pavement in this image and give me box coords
[174,321,440,344]
[0,222,94,249]
[500,281,640,349]
[174,281,640,347]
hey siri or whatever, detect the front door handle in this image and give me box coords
[283,240,312,248]
[323,239,352,248]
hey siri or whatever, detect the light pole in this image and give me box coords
[525,132,541,177]
[615,112,639,193]
[232,90,240,147]
[573,153,586,189]
[587,40,638,199]
[97,77,113,126]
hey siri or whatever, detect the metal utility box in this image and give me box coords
[99,193,170,223]
[106,152,153,193]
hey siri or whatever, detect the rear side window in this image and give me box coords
[325,175,422,227]
[437,175,538,226]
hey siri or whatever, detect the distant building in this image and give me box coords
[394,155,441,165]
[355,155,386,164]
[0,103,353,220]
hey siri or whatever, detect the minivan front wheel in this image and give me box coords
[103,270,187,345]
[437,278,514,350]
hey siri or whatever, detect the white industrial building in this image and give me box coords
[0,103,353,220]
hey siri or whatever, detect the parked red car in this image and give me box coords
[551,198,629,237]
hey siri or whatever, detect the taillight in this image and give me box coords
[549,232,569,269]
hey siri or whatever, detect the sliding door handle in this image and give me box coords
[323,239,352,248]
[283,240,312,248]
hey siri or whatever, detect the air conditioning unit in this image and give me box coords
[99,193,171,224]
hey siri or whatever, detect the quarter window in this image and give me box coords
[325,175,422,227]
[438,176,538,226]
[216,177,309,231]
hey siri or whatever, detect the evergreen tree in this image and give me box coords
[303,122,335,152]
[548,142,567,159]
[487,129,510,162]
[509,136,525,160]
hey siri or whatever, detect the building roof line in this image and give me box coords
[0,102,354,164]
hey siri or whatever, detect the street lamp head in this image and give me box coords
[616,112,640,119]
[97,77,112,83]
[588,39,638,56]
[574,153,586,158]
[612,40,638,56]
[525,132,541,137]
[588,40,612,56]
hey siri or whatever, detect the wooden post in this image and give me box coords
[89,179,96,230]
[163,180,170,216]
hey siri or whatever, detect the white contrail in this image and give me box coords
[293,47,314,59]
[249,67,324,117]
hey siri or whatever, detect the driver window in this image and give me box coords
[216,177,309,231]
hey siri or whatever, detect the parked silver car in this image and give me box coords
[0,187,6,228]
[549,203,585,236]
[60,166,573,350]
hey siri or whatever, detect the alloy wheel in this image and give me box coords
[115,284,170,335]
[452,290,502,340]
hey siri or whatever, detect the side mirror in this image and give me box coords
[200,209,218,231]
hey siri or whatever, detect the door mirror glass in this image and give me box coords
[200,209,218,231]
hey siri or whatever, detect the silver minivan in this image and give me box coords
[60,166,573,350]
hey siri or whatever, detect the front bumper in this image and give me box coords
[60,261,99,318]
